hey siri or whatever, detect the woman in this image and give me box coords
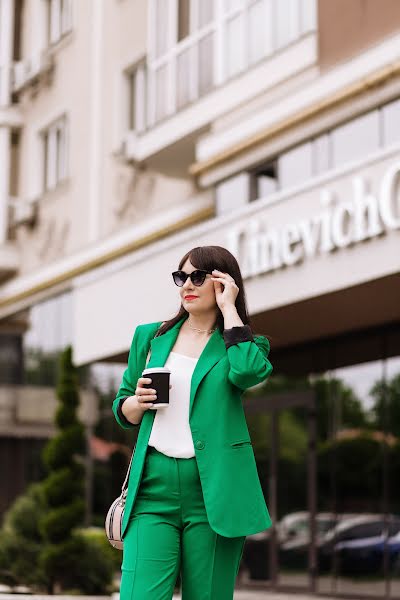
[113,245,273,600]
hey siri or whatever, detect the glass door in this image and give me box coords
[239,388,317,594]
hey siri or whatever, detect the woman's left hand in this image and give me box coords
[211,269,239,312]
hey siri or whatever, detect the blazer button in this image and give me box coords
[195,440,205,450]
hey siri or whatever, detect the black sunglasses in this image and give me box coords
[172,269,213,287]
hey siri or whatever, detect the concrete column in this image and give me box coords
[0,0,15,107]
[0,0,15,244]
[0,127,11,244]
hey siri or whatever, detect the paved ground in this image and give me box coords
[173,592,335,600]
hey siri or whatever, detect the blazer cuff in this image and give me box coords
[117,396,135,427]
[223,324,254,349]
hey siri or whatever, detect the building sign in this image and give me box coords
[226,161,400,277]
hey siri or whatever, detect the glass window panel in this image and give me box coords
[331,110,380,169]
[61,0,72,33]
[382,98,400,147]
[313,133,330,175]
[313,349,398,598]
[198,0,214,28]
[276,0,300,48]
[49,0,61,43]
[278,141,313,189]
[155,64,168,121]
[253,160,278,200]
[56,124,63,181]
[46,127,57,190]
[59,292,73,350]
[178,0,190,41]
[155,0,169,57]
[300,0,317,33]
[224,0,243,13]
[42,131,48,192]
[135,66,147,132]
[226,13,244,78]
[216,173,250,215]
[198,33,214,96]
[128,70,136,130]
[248,0,269,64]
[177,47,191,108]
[257,173,278,198]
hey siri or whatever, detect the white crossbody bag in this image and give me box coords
[104,345,152,550]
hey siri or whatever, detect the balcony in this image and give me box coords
[0,385,98,438]
[8,196,39,229]
[120,0,317,177]
[11,49,55,94]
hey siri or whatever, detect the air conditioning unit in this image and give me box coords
[11,50,54,92]
[8,196,39,228]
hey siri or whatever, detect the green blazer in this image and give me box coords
[112,315,273,538]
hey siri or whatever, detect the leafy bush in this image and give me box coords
[0,346,115,595]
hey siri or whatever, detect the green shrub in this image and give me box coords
[0,347,116,595]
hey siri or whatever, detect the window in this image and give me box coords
[216,172,252,215]
[154,0,171,58]
[42,115,68,192]
[248,0,273,64]
[278,142,313,189]
[225,10,245,78]
[331,110,380,169]
[48,0,73,45]
[148,0,316,125]
[126,63,147,133]
[246,98,400,203]
[276,0,301,49]
[251,161,278,200]
[382,98,400,147]
[178,0,190,41]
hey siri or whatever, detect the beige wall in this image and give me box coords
[16,0,93,270]
[2,0,400,365]
[12,0,197,276]
[318,0,400,69]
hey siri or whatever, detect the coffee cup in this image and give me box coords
[141,367,171,409]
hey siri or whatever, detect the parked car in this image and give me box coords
[279,512,339,571]
[334,520,400,574]
[242,511,338,580]
[318,514,400,574]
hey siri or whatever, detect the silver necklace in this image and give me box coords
[188,317,216,334]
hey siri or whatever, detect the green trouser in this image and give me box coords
[120,445,246,600]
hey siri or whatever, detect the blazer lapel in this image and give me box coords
[148,315,226,418]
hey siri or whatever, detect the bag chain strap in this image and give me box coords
[119,338,155,502]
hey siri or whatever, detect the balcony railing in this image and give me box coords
[146,0,317,128]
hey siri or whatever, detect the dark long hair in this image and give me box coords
[155,245,269,340]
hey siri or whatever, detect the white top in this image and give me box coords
[148,351,198,458]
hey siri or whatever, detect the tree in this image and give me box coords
[371,372,400,437]
[312,376,369,442]
[0,483,48,589]
[0,346,115,595]
[38,345,87,593]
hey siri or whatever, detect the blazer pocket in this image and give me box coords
[230,438,252,448]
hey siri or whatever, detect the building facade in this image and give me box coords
[1,0,400,596]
